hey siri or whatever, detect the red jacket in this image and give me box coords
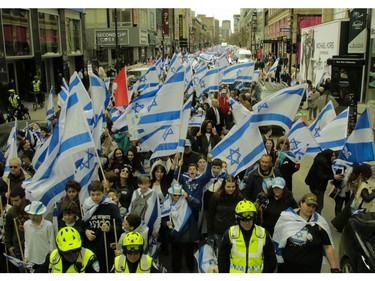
[218,96,231,115]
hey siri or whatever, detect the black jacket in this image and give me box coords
[305,149,334,192]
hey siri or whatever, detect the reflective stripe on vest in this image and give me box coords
[114,254,152,273]
[32,80,41,92]
[229,224,266,273]
[49,248,92,273]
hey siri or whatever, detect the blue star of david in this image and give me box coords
[342,146,352,159]
[200,80,206,88]
[313,128,321,138]
[80,149,94,170]
[236,69,242,76]
[193,77,199,85]
[163,127,174,140]
[226,147,241,165]
[171,67,176,73]
[139,76,147,83]
[257,102,269,113]
[147,99,158,112]
[289,138,301,150]
[132,102,144,113]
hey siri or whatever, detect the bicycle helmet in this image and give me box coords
[122,231,144,254]
[56,226,82,252]
[235,200,257,220]
[8,89,15,93]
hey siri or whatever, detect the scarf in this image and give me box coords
[82,195,113,222]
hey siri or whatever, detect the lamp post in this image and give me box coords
[114,8,120,73]
[288,8,294,76]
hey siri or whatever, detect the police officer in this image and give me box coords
[32,76,43,105]
[8,89,20,110]
[113,232,159,273]
[36,226,100,273]
[218,200,277,273]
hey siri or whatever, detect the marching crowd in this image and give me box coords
[0,63,374,274]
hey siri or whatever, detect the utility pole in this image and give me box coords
[288,8,294,76]
[114,8,120,73]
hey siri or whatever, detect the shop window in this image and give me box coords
[66,18,82,55]
[38,12,59,55]
[2,9,31,56]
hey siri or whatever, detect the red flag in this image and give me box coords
[112,67,129,107]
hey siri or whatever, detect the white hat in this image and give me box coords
[184,139,192,147]
[168,183,184,195]
[24,201,47,215]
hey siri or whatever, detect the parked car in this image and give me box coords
[339,212,375,273]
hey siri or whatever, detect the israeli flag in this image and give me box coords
[137,65,160,93]
[266,58,280,77]
[166,52,183,80]
[196,68,220,98]
[338,107,375,164]
[316,107,349,151]
[46,86,55,131]
[235,61,256,83]
[287,118,322,157]
[220,62,254,85]
[229,97,252,124]
[251,84,306,133]
[189,114,205,128]
[3,122,18,176]
[210,115,266,176]
[309,100,336,138]
[193,64,208,89]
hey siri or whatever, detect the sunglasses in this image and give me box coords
[9,166,19,169]
[239,217,254,222]
[172,194,182,197]
[62,248,80,255]
[121,169,129,173]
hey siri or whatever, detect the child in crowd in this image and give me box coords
[127,176,161,241]
[57,179,81,219]
[82,180,122,273]
[23,201,55,271]
[58,201,84,238]
[114,213,149,256]
[107,188,127,219]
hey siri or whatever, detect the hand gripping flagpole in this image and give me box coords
[13,218,28,273]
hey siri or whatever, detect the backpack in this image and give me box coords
[130,191,153,220]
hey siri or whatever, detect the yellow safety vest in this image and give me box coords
[48,248,94,273]
[228,224,266,273]
[32,80,41,92]
[8,95,19,108]
[114,254,152,273]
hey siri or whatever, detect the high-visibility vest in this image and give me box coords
[228,224,266,273]
[8,95,19,108]
[32,80,41,92]
[48,248,94,273]
[114,254,152,273]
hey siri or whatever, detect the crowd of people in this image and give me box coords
[0,53,374,274]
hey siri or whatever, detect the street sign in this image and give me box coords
[280,27,290,32]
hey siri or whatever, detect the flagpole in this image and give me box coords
[112,218,118,247]
[0,198,10,273]
[13,218,27,273]
[102,218,109,273]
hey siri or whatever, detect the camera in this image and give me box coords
[255,193,269,206]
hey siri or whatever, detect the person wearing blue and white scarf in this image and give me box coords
[272,193,340,273]
[161,183,201,273]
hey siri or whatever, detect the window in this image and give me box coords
[66,18,81,54]
[112,9,131,27]
[38,12,59,55]
[2,9,31,56]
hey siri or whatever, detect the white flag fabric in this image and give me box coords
[189,114,205,128]
[210,115,266,176]
[266,58,280,77]
[338,107,375,164]
[220,62,254,85]
[316,107,349,151]
[251,84,306,133]
[137,66,185,151]
[235,61,256,83]
[166,52,183,80]
[137,65,160,93]
[3,122,18,177]
[287,118,322,158]
[229,97,252,124]
[46,87,54,131]
[309,100,336,138]
[196,68,220,98]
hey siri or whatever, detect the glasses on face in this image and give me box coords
[9,166,19,169]
[121,169,129,173]
[172,194,182,197]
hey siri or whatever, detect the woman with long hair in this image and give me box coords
[117,164,137,212]
[124,146,145,177]
[206,175,243,248]
[107,147,126,174]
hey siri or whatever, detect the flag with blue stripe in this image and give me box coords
[251,84,306,133]
[309,100,336,137]
[235,61,255,83]
[46,86,55,131]
[137,65,160,93]
[189,114,205,128]
[266,58,280,77]
[287,118,322,157]
[210,115,266,176]
[220,63,253,85]
[136,66,185,152]
[196,68,220,98]
[229,97,252,124]
[316,107,349,151]
[338,107,375,164]
[3,122,18,177]
[166,52,183,80]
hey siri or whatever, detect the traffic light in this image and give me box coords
[286,43,292,54]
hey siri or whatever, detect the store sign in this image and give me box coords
[348,9,367,53]
[95,30,129,46]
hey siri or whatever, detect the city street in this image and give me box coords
[21,94,360,273]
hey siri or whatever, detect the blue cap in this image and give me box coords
[271,177,286,189]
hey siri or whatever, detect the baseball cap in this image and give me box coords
[302,193,318,206]
[185,139,191,147]
[271,177,286,189]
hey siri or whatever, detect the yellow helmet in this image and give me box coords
[56,226,82,252]
[235,200,257,220]
[8,89,15,93]
[122,232,143,254]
